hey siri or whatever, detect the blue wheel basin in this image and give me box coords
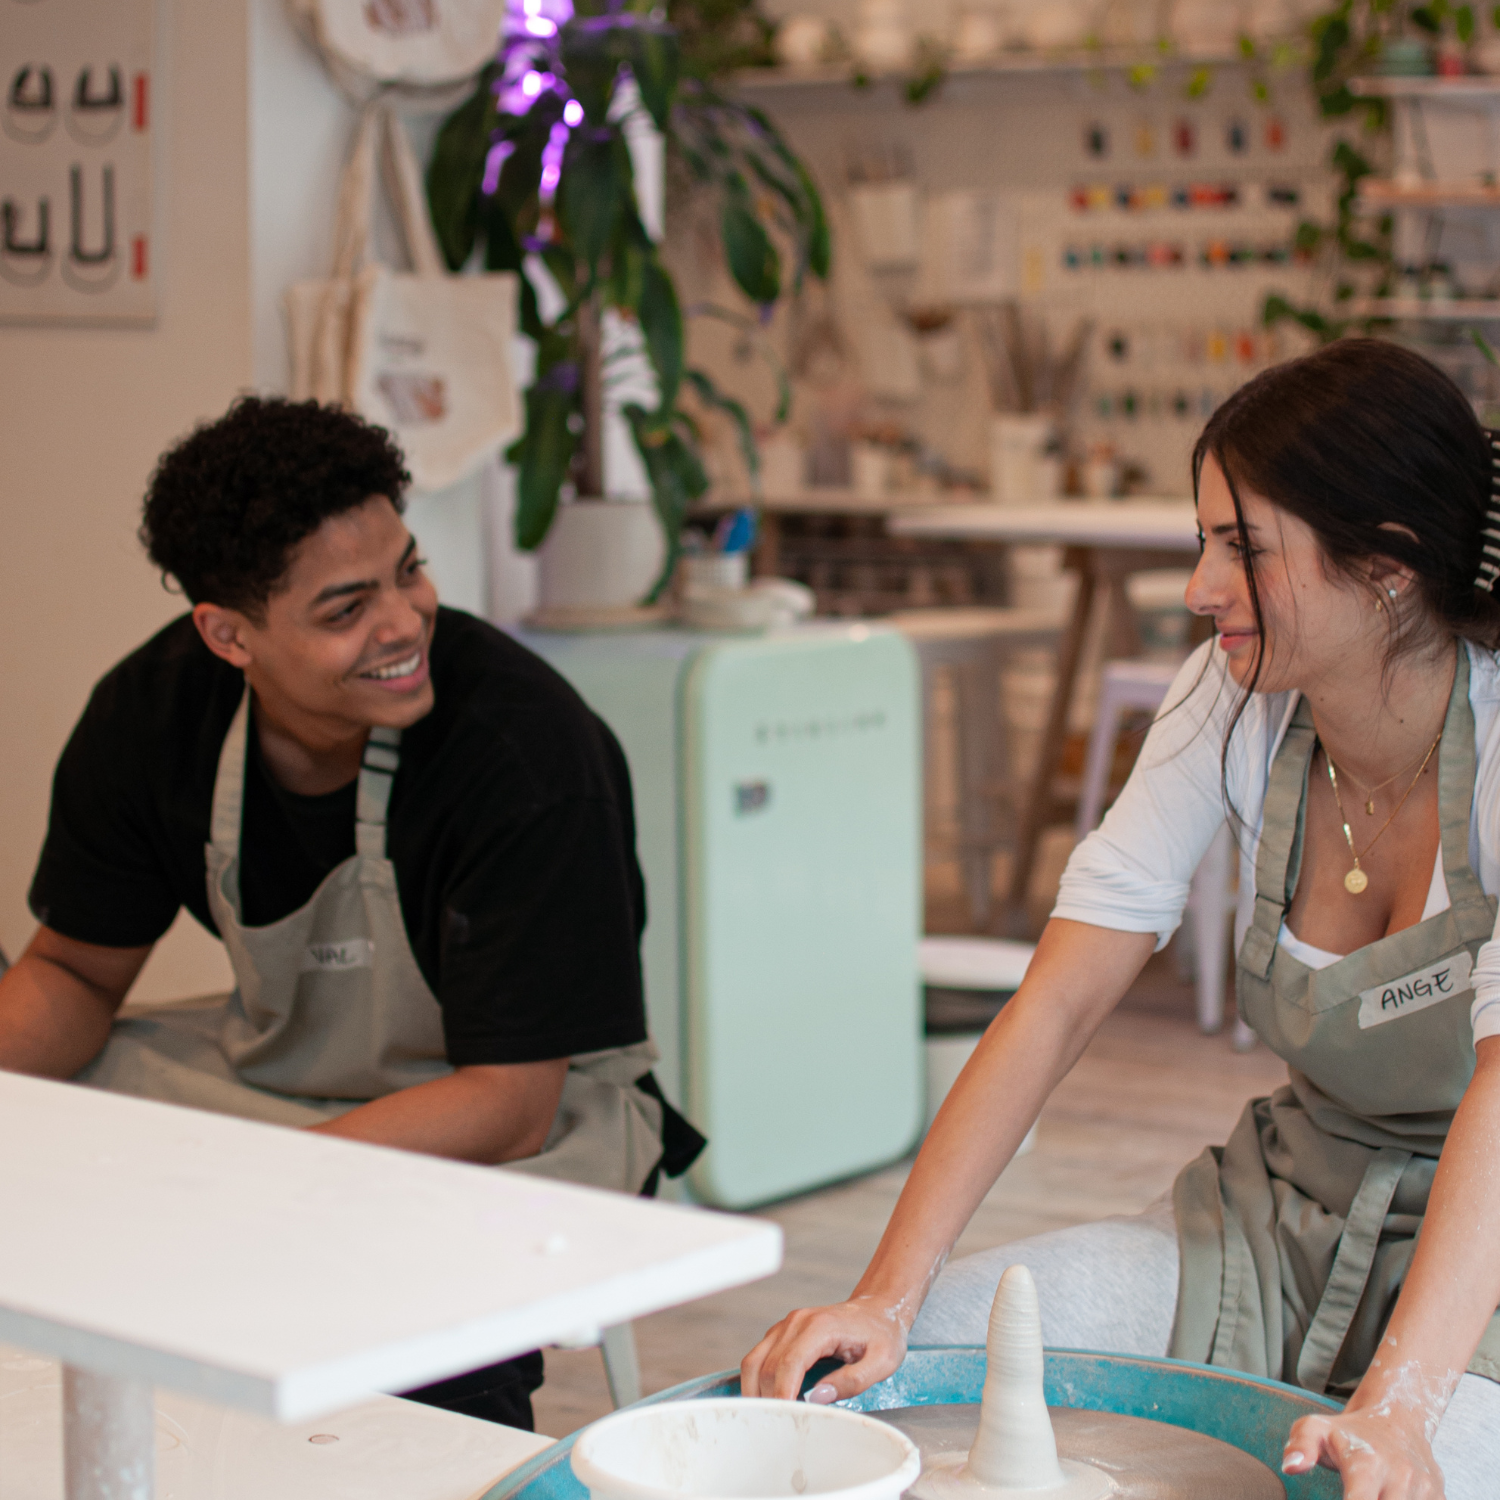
[481,1348,1344,1500]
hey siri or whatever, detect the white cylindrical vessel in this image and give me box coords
[572,1398,921,1500]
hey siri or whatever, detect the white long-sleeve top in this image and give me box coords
[1053,639,1500,1044]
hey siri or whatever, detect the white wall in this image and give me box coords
[0,0,251,1000]
[0,1,543,1000]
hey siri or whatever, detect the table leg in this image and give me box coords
[754,511,782,578]
[1005,558,1097,917]
[62,1366,153,1500]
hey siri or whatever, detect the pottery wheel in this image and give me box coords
[870,1404,1283,1499]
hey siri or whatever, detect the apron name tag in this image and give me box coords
[300,939,374,973]
[1357,950,1472,1030]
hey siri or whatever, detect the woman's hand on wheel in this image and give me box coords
[740,1298,910,1403]
[1282,1407,1445,1500]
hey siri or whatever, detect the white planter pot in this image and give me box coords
[535,498,666,613]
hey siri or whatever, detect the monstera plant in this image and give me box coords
[425,0,828,597]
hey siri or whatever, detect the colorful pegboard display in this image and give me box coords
[1,0,156,324]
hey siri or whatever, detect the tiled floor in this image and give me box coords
[531,949,1285,1440]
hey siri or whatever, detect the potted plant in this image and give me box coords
[425,0,828,608]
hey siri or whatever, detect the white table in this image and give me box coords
[1,1346,551,1500]
[0,1073,782,1500]
[889,500,1202,918]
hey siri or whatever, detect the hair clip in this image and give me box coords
[1476,430,1500,593]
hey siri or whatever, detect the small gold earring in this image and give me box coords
[1376,599,1385,612]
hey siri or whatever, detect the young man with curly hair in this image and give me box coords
[0,397,699,1429]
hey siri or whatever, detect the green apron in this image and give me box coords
[1171,648,1500,1395]
[77,687,674,1194]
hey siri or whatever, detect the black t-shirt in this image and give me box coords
[29,607,649,1067]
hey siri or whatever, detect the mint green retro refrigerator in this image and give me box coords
[520,623,923,1210]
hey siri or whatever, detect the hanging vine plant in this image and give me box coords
[1261,1,1500,340]
[426,0,828,598]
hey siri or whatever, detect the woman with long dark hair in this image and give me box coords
[743,340,1500,1498]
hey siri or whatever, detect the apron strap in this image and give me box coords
[355,726,402,858]
[1294,1147,1412,1395]
[211,688,402,859]
[1436,646,1484,904]
[210,689,253,856]
[1241,697,1318,981]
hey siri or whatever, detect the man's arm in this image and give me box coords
[309,1060,569,1165]
[0,926,150,1077]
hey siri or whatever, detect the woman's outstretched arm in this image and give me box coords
[740,918,1157,1402]
[1282,1034,1500,1500]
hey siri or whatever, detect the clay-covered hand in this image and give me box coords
[740,1298,909,1403]
[1282,1407,1445,1500]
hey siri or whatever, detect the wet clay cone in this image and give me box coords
[964,1266,1067,1490]
[910,1265,1111,1500]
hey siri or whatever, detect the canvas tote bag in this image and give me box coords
[285,0,508,105]
[286,103,521,492]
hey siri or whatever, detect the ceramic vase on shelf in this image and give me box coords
[530,497,669,629]
[1013,0,1089,49]
[775,15,831,67]
[988,412,1056,504]
[951,3,1008,60]
[1168,0,1244,57]
[855,0,912,69]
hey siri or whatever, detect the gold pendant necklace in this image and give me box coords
[1334,740,1440,818]
[1325,734,1441,895]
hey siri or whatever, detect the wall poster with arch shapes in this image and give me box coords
[1,0,155,323]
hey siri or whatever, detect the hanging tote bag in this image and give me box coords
[287,103,522,492]
[285,0,508,104]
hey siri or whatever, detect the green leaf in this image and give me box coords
[685,367,758,485]
[1186,66,1213,98]
[629,22,681,132]
[1313,15,1350,80]
[1459,4,1477,41]
[637,257,684,409]
[557,130,626,274]
[796,159,830,278]
[1411,5,1441,32]
[513,383,580,550]
[426,70,497,271]
[721,193,780,303]
[1471,327,1499,366]
[1320,84,1357,117]
[560,19,623,127]
[478,190,524,273]
[1332,140,1374,179]
[622,404,709,601]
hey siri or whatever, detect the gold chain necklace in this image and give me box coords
[1324,735,1441,895]
[1332,741,1441,817]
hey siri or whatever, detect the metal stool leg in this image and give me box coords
[600,1322,642,1409]
[956,649,998,929]
[1075,680,1127,838]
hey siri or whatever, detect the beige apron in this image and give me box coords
[79,688,667,1193]
[1171,649,1500,1394]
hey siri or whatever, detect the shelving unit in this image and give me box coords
[732,47,1251,94]
[704,54,1326,610]
[1347,297,1500,319]
[1350,75,1500,99]
[1359,181,1500,208]
[1345,74,1500,321]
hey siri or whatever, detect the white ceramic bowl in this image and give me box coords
[571,1399,921,1500]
